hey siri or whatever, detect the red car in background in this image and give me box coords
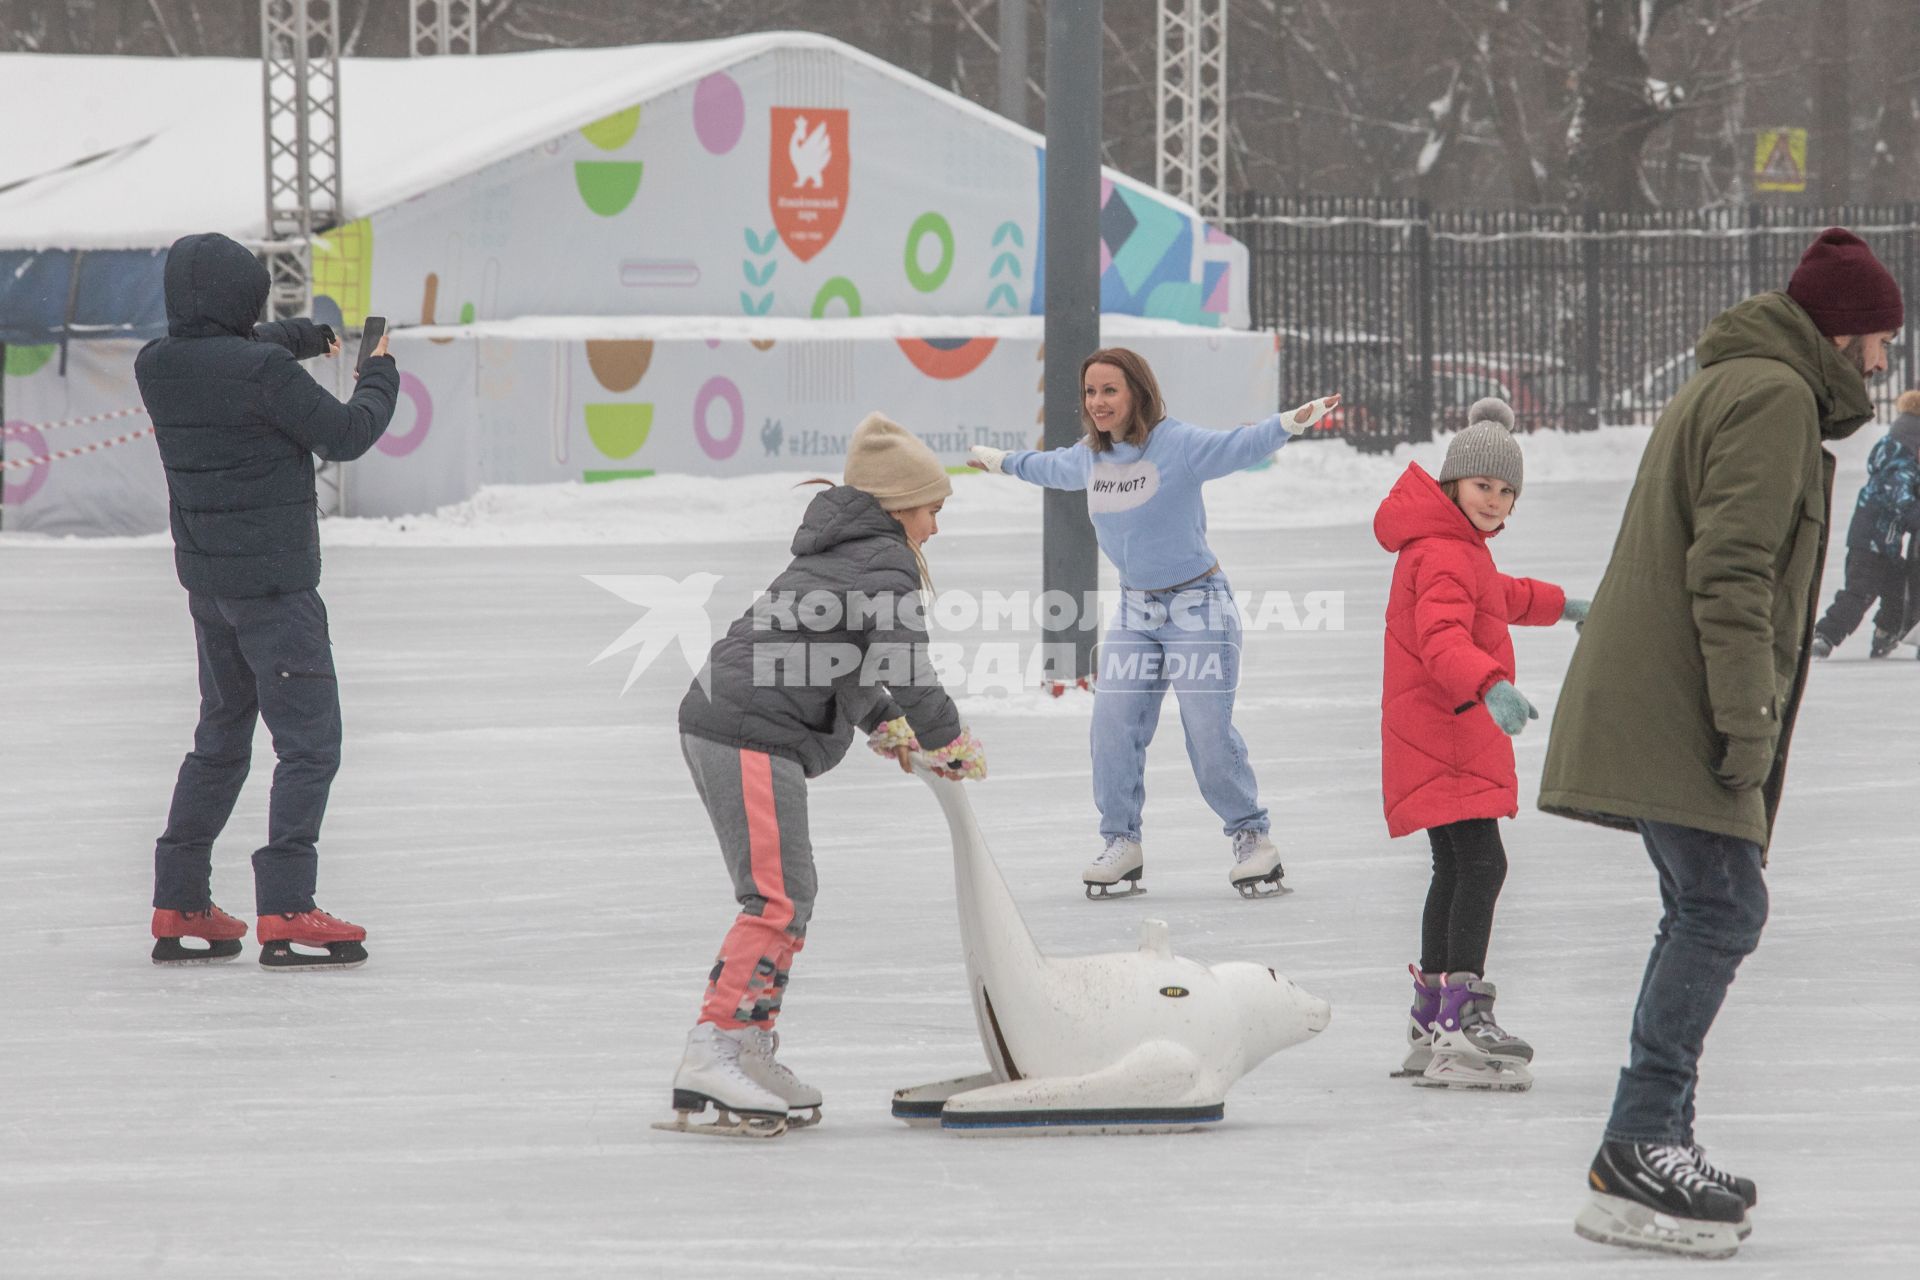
[1429,354,1576,434]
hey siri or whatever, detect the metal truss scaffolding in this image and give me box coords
[1155,0,1228,222]
[411,1,478,56]
[261,0,343,510]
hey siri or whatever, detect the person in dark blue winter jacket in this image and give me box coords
[136,232,399,969]
[1813,388,1920,658]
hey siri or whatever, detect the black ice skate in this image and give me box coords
[1691,1145,1757,1240]
[1574,1140,1747,1259]
[150,905,247,965]
[257,909,368,970]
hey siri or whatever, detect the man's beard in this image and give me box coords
[1837,336,1879,380]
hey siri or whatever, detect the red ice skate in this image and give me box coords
[257,908,368,971]
[151,904,249,965]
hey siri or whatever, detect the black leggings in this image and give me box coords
[1420,818,1508,977]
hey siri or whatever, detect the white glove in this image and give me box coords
[968,444,1008,473]
[1284,394,1342,433]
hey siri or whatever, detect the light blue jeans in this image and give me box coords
[1089,574,1267,842]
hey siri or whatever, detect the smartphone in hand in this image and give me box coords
[356,316,387,373]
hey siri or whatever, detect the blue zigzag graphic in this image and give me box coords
[986,221,1025,313]
[741,226,777,316]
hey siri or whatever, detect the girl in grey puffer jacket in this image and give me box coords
[664,413,984,1134]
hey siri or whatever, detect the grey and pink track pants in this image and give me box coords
[681,734,817,1031]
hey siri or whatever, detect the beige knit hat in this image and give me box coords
[1438,397,1525,496]
[844,412,953,510]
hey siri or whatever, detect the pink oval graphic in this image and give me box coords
[2,420,49,505]
[374,373,434,458]
[693,73,745,155]
[694,377,744,461]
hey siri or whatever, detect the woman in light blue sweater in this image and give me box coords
[969,346,1336,900]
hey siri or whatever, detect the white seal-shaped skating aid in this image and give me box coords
[892,763,1330,1135]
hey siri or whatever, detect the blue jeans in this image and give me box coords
[1605,820,1769,1145]
[1089,575,1266,842]
[153,590,343,916]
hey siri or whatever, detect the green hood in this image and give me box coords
[1695,291,1876,442]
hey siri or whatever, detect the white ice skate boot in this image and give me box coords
[739,1026,823,1128]
[654,1023,790,1138]
[1082,836,1144,899]
[1228,829,1290,898]
[1415,973,1533,1092]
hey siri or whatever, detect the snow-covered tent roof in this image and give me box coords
[0,35,794,249]
[0,32,1206,252]
[0,31,1249,346]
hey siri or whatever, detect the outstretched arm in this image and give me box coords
[1496,573,1567,627]
[1180,395,1342,481]
[974,439,1095,491]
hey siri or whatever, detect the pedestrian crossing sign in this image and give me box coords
[1754,128,1807,193]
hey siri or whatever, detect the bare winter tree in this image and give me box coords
[3,0,1916,208]
[1563,0,1691,209]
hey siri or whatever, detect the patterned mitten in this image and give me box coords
[867,716,917,760]
[919,728,988,781]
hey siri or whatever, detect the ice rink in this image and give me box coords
[4,427,1916,1278]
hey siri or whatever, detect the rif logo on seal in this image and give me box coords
[1158,986,1190,998]
[769,107,850,262]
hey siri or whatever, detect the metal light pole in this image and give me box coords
[1043,0,1102,683]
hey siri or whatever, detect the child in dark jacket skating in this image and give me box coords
[664,413,985,1136]
[1814,388,1920,658]
[1374,398,1585,1090]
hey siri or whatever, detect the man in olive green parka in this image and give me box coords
[1547,228,1901,1257]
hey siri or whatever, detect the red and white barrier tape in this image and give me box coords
[1,424,156,471]
[13,405,150,433]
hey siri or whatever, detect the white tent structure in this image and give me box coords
[0,33,1273,534]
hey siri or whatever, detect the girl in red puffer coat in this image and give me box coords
[1374,398,1587,1091]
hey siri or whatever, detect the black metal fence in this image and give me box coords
[1228,195,1920,451]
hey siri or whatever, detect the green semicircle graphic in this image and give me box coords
[585,404,654,459]
[575,162,644,217]
[580,105,641,151]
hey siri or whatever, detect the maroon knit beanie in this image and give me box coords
[1786,227,1904,337]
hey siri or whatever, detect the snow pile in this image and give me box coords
[310,424,1656,547]
[7,421,1888,551]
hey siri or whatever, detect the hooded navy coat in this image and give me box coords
[134,233,399,598]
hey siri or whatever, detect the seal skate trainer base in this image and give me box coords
[892,763,1329,1136]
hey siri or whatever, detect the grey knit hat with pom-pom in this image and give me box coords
[1438,397,1524,495]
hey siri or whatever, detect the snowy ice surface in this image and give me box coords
[3,425,1916,1278]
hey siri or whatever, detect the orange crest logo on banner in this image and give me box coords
[769,107,849,262]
